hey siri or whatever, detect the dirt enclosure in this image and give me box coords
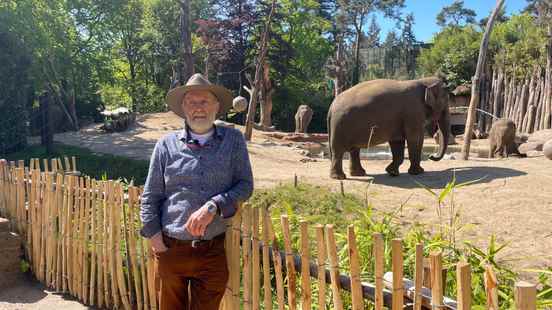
[50,112,552,274]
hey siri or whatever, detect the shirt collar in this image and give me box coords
[178,123,224,143]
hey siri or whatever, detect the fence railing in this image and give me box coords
[0,157,540,310]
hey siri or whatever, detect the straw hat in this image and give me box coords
[166,73,233,118]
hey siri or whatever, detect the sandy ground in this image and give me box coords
[45,112,552,275]
[0,274,93,309]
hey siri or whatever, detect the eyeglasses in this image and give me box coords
[183,99,217,108]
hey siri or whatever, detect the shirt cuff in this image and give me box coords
[140,220,162,238]
[211,195,237,219]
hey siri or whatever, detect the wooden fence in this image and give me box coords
[0,157,541,310]
[477,65,552,134]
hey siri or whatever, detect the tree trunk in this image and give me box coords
[334,40,346,97]
[461,0,504,160]
[244,0,276,141]
[352,27,361,86]
[180,0,194,83]
[544,24,552,129]
[259,62,273,129]
[68,87,79,130]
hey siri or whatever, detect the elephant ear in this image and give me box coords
[424,81,442,112]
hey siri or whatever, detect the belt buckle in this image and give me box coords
[191,240,200,248]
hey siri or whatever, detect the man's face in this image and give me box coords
[182,90,220,133]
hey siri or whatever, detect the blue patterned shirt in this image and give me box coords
[140,125,254,240]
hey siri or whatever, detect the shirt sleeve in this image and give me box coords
[211,130,254,218]
[140,139,167,238]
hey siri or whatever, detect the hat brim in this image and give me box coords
[166,84,233,119]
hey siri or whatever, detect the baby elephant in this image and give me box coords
[488,119,524,158]
[295,104,313,133]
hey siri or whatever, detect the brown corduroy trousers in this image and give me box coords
[154,234,228,310]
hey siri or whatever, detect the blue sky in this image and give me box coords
[372,0,528,43]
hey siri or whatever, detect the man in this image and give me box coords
[140,73,253,310]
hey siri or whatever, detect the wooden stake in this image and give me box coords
[251,207,261,310]
[392,239,404,310]
[261,207,272,310]
[315,225,326,310]
[373,233,384,310]
[414,243,424,310]
[242,206,252,310]
[430,251,444,309]
[484,264,498,310]
[515,281,536,310]
[347,225,363,310]
[280,215,297,310]
[325,224,343,310]
[299,220,311,310]
[267,209,284,310]
[456,261,471,310]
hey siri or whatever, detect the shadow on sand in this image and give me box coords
[347,166,527,189]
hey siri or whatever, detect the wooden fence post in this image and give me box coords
[325,224,343,310]
[414,243,423,310]
[456,261,471,310]
[430,251,443,309]
[281,215,297,310]
[299,220,311,310]
[485,264,499,310]
[392,239,404,310]
[515,281,536,310]
[373,233,384,310]
[315,224,326,310]
[347,225,363,310]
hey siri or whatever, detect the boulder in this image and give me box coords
[528,129,552,144]
[544,140,552,160]
[518,142,543,154]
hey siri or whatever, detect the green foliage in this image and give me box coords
[417,26,481,89]
[5,143,149,185]
[436,0,477,28]
[419,12,549,89]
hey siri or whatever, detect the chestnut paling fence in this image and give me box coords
[0,157,540,310]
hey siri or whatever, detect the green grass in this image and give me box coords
[4,143,149,185]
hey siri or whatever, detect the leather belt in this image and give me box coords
[163,233,225,248]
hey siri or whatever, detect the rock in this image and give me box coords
[544,140,552,160]
[528,129,552,144]
[518,141,543,154]
[214,120,235,128]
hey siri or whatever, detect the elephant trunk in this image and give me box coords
[429,108,450,161]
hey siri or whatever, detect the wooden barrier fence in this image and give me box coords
[0,157,539,309]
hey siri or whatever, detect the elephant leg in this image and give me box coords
[386,140,405,177]
[406,130,425,175]
[330,147,346,180]
[489,141,496,158]
[349,148,366,176]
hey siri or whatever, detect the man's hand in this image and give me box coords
[184,203,216,237]
[149,232,168,253]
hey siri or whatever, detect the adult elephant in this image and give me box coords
[327,77,451,179]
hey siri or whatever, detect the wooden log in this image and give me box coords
[414,243,423,310]
[392,239,404,310]
[373,233,384,310]
[280,215,297,310]
[347,225,363,310]
[515,281,537,310]
[55,173,64,291]
[261,207,272,310]
[430,252,444,309]
[382,272,457,309]
[299,221,311,310]
[484,264,498,310]
[325,224,343,310]
[98,182,107,308]
[315,224,326,310]
[251,207,260,310]
[82,177,91,304]
[456,261,471,310]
